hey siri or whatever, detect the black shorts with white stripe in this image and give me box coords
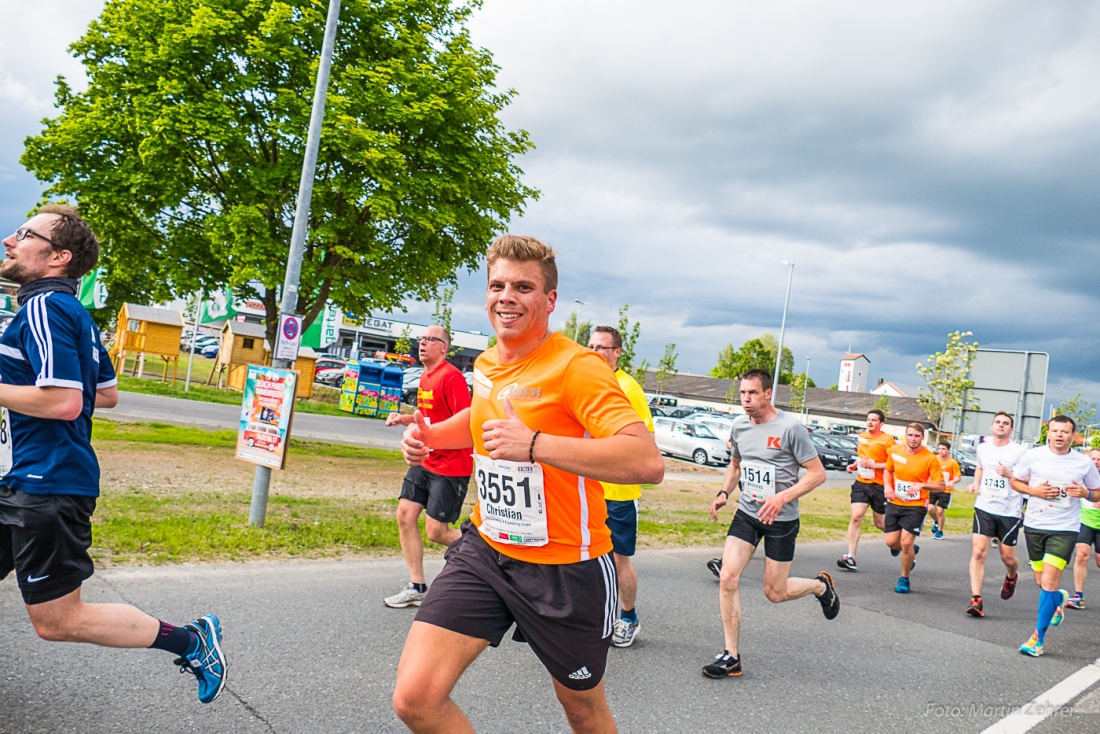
[415,520,617,691]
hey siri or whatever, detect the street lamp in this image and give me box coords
[573,298,587,342]
[771,261,795,406]
[802,355,811,422]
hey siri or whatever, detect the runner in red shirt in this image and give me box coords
[383,324,472,608]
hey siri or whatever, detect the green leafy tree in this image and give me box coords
[1055,393,1097,430]
[632,358,650,390]
[873,394,892,418]
[431,286,455,335]
[655,343,678,393]
[917,331,980,434]
[22,0,536,348]
[789,372,815,412]
[393,324,412,361]
[559,311,592,346]
[616,304,642,373]
[711,333,794,383]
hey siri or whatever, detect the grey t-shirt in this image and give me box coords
[732,409,818,522]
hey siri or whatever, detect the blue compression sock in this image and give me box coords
[1036,589,1060,644]
[621,608,638,623]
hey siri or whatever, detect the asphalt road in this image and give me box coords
[4,539,1100,733]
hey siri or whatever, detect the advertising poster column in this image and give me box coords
[236,366,298,469]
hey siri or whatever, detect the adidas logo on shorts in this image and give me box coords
[568,667,592,681]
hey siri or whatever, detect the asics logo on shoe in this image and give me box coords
[568,667,592,680]
[26,574,49,583]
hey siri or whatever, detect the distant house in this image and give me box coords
[838,354,870,393]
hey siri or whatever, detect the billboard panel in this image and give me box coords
[942,349,1048,443]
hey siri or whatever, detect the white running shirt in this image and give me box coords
[1014,446,1100,532]
[973,440,1028,518]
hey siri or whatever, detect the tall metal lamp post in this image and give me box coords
[572,299,587,342]
[771,261,795,405]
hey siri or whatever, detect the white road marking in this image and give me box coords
[982,656,1100,733]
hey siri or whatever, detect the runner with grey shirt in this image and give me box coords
[703,369,839,680]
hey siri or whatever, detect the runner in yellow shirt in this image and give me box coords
[588,325,655,649]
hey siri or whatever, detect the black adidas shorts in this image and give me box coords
[884,504,927,536]
[726,509,800,563]
[850,481,886,515]
[1077,524,1100,553]
[0,486,96,605]
[971,507,1023,546]
[415,520,617,691]
[928,492,952,509]
[400,465,470,524]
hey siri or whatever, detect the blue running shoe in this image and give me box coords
[1019,632,1044,657]
[1050,590,1069,628]
[176,614,227,704]
[895,577,910,594]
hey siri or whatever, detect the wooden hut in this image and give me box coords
[109,303,185,382]
[211,321,269,390]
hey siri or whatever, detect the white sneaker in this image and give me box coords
[611,618,640,648]
[384,583,425,608]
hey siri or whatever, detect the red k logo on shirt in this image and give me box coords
[767,436,782,450]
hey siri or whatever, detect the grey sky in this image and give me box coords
[3,1,1098,417]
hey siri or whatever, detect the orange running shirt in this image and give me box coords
[856,431,896,485]
[886,445,944,507]
[937,457,960,493]
[468,332,643,564]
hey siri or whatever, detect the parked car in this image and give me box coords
[313,358,347,379]
[686,413,736,443]
[200,344,219,359]
[654,418,731,466]
[181,334,219,352]
[809,433,856,469]
[953,449,978,476]
[314,367,346,387]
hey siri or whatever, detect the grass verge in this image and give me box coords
[117,374,357,418]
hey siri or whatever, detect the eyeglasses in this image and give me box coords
[14,227,59,248]
[419,336,448,346]
[588,345,620,352]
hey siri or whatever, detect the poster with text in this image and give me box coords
[236,366,297,469]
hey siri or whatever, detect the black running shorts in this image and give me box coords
[415,520,617,691]
[399,465,470,525]
[884,504,927,536]
[0,486,96,605]
[928,492,952,509]
[726,509,800,563]
[971,507,1023,546]
[1077,523,1100,553]
[1024,527,1077,571]
[850,481,886,515]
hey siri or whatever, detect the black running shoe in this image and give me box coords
[816,572,840,620]
[837,555,858,571]
[702,650,742,678]
[966,596,984,618]
[707,558,722,578]
[890,548,901,557]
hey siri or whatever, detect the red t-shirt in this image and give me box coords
[417,361,473,477]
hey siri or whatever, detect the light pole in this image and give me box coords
[771,261,795,406]
[802,355,811,422]
[572,298,587,342]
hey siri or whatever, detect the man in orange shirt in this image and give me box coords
[930,440,961,540]
[838,410,895,571]
[392,235,664,734]
[884,423,945,594]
